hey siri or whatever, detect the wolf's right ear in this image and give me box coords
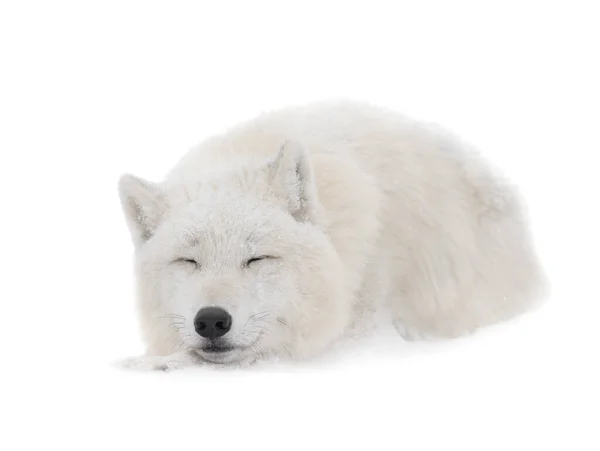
[118,174,165,247]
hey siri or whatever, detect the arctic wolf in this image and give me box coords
[118,100,546,370]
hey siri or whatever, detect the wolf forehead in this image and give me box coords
[161,194,296,247]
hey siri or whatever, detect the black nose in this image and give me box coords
[194,307,232,338]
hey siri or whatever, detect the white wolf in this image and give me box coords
[118,100,547,370]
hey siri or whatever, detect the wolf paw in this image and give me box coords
[116,351,201,372]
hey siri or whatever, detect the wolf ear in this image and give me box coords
[267,141,319,223]
[118,174,165,247]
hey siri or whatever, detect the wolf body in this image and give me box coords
[118,101,546,370]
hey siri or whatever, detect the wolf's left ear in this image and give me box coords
[118,174,166,247]
[267,141,319,223]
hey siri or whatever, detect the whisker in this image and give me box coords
[157,314,186,319]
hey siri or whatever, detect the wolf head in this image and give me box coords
[118,142,350,364]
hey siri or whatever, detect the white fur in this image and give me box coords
[117,100,547,369]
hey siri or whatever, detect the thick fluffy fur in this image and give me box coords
[118,100,547,370]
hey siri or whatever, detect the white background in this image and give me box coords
[1,1,598,450]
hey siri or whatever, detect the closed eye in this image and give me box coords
[175,258,199,268]
[246,256,273,266]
